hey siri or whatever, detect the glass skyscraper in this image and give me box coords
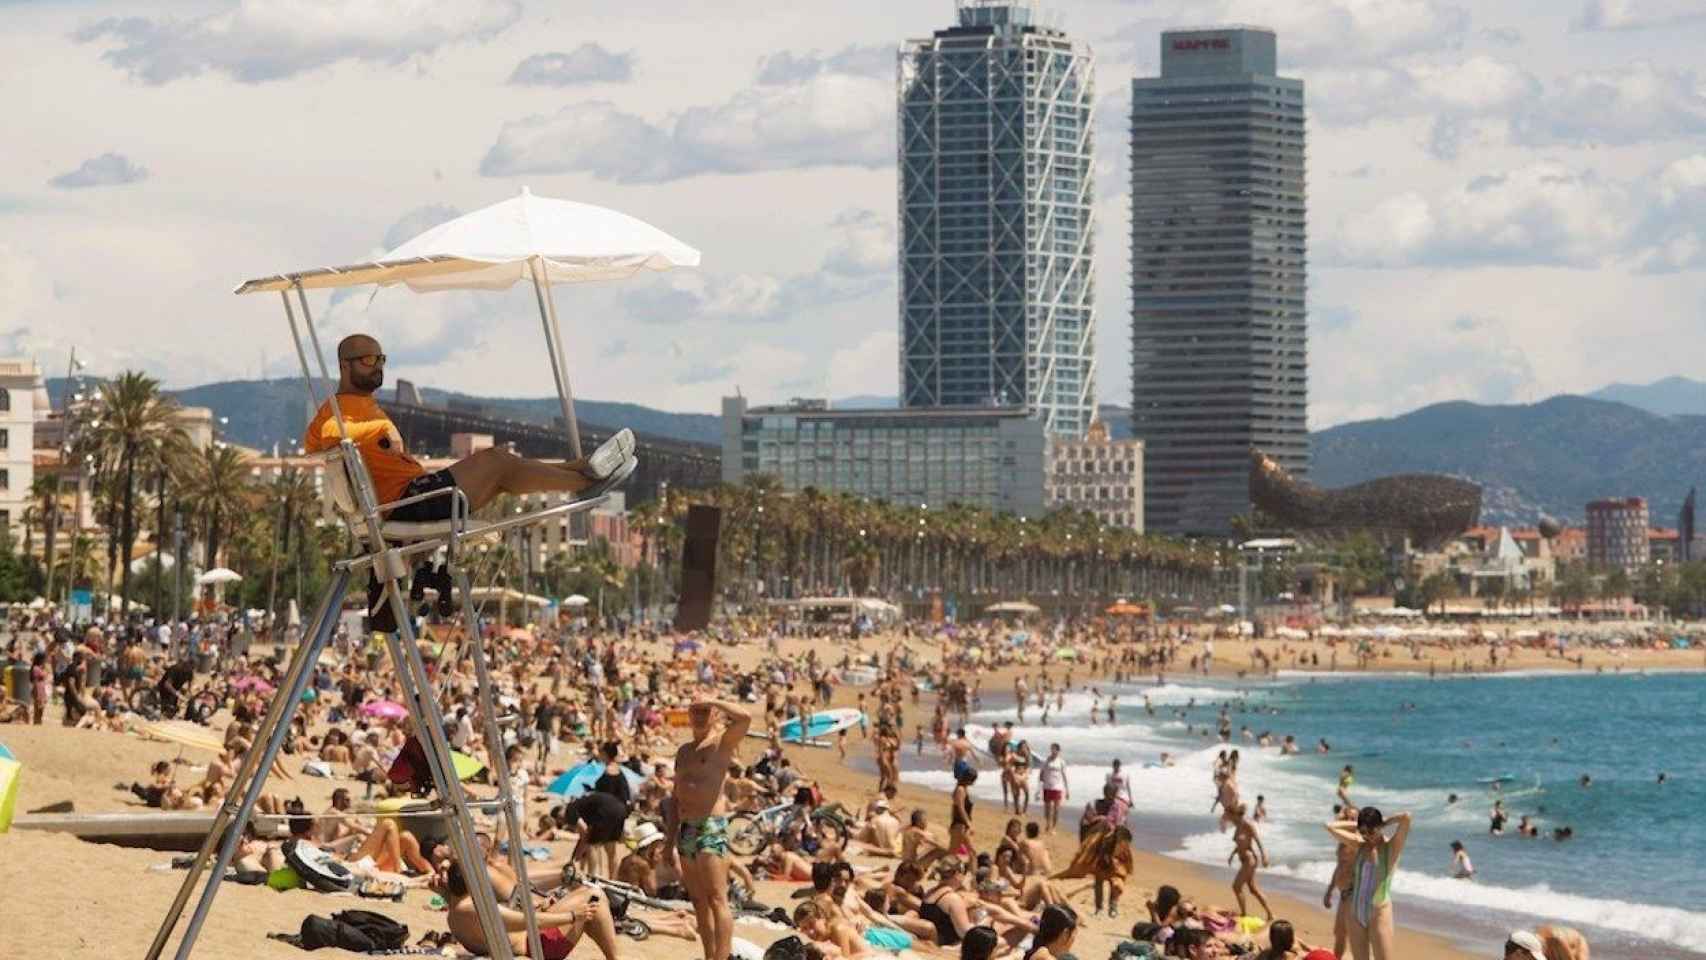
[899,0,1096,439]
[1130,27,1307,537]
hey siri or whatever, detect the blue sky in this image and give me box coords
[2,0,1703,426]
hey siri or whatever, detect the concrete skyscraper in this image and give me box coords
[1129,26,1307,537]
[899,0,1096,439]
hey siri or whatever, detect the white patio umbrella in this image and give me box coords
[562,594,591,607]
[196,568,243,586]
[235,187,701,458]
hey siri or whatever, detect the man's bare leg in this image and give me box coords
[448,448,599,511]
[683,852,732,960]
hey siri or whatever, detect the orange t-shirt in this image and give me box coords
[303,393,425,505]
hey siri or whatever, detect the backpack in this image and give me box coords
[294,910,408,952]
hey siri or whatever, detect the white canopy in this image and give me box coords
[562,594,591,607]
[985,601,1042,614]
[197,568,243,585]
[233,188,701,294]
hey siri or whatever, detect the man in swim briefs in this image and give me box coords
[669,696,750,960]
[304,333,637,525]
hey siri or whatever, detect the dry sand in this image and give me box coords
[4,630,1694,959]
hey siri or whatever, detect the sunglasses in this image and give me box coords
[1504,943,1535,958]
[342,353,386,366]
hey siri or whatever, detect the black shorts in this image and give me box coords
[388,469,458,522]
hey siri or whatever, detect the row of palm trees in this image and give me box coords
[36,371,335,619]
[632,474,1226,612]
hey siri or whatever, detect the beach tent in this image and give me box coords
[545,760,645,800]
[0,741,18,833]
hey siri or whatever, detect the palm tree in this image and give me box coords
[181,443,254,598]
[265,467,316,624]
[34,472,62,600]
[81,371,188,617]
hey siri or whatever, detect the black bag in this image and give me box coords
[332,910,408,951]
[764,935,808,960]
[294,910,409,952]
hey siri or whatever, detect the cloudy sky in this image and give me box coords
[3,0,1703,427]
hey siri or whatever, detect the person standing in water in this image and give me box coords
[1227,803,1274,921]
[1325,806,1411,960]
[1449,840,1474,880]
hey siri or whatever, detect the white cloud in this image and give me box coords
[74,0,521,84]
[1329,156,1706,269]
[1513,62,1706,147]
[755,44,892,85]
[1219,0,1471,66]
[507,44,633,86]
[380,203,460,252]
[826,330,899,400]
[1574,0,1706,31]
[1308,56,1539,126]
[480,70,891,183]
[48,152,149,189]
[618,207,892,324]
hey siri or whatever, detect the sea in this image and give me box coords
[895,668,1706,959]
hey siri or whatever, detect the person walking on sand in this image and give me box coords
[1227,803,1274,921]
[1325,807,1411,960]
[1039,743,1071,834]
[669,696,750,960]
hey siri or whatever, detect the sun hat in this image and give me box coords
[633,823,665,850]
[1506,930,1545,957]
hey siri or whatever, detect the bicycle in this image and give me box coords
[726,799,851,856]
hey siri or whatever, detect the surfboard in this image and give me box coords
[747,709,865,747]
[1476,774,1516,784]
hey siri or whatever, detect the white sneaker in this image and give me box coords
[585,428,635,479]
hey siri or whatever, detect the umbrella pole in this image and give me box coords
[528,256,583,460]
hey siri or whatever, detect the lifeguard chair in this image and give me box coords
[146,191,699,960]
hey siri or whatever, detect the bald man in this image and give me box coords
[304,333,636,523]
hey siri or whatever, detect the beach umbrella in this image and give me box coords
[359,699,409,721]
[545,760,645,800]
[233,676,276,694]
[563,595,591,607]
[0,741,18,833]
[197,568,243,586]
[1105,600,1143,616]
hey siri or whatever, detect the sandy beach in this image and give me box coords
[3,629,1694,960]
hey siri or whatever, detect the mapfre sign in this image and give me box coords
[1172,37,1232,51]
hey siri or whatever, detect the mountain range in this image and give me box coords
[47,375,1706,526]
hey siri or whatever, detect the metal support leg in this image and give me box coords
[454,566,544,960]
[382,583,516,960]
[147,568,350,960]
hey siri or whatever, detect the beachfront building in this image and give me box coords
[1045,418,1144,531]
[1586,497,1650,571]
[0,359,45,539]
[898,0,1097,439]
[1130,26,1308,537]
[721,396,1047,516]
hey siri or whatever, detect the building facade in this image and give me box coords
[1045,419,1143,530]
[899,0,1096,438]
[1585,497,1649,570]
[0,360,44,537]
[1130,26,1307,536]
[722,396,1046,516]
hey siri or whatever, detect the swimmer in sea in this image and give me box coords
[1337,765,1356,806]
[1489,800,1506,836]
[1449,841,1474,880]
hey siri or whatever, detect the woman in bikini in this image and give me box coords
[1227,803,1274,921]
[1325,806,1411,960]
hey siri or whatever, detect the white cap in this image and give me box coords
[1506,931,1544,958]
